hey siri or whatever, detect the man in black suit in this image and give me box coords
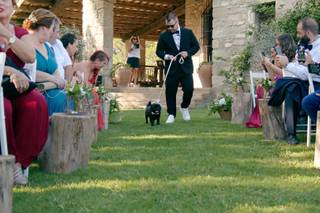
[156,12,200,124]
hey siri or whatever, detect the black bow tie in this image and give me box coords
[171,31,179,35]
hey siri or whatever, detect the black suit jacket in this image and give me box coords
[156,28,200,75]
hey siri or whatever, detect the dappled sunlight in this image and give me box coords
[120,134,191,140]
[232,203,315,213]
[90,159,159,167]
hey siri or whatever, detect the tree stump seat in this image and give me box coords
[39,113,96,173]
[258,98,286,140]
[0,155,14,213]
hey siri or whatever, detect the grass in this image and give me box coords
[13,108,320,212]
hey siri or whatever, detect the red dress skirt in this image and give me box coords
[4,90,49,168]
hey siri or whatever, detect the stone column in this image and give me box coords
[139,38,146,81]
[82,0,115,87]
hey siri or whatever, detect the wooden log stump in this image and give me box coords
[0,155,14,213]
[90,105,99,142]
[39,113,95,173]
[102,100,110,130]
[258,98,286,140]
[231,92,252,124]
[314,112,320,168]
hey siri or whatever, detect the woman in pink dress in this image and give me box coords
[73,50,110,130]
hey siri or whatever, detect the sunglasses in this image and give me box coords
[166,21,177,29]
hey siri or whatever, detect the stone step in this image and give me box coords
[108,87,213,109]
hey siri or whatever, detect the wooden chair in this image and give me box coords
[0,52,8,155]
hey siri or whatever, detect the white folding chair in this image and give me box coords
[0,52,8,155]
[306,72,315,147]
[249,70,267,108]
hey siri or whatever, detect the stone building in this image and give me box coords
[13,0,299,92]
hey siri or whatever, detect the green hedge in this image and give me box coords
[277,0,320,41]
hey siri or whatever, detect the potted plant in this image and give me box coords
[108,95,122,123]
[111,63,130,87]
[219,46,253,124]
[197,61,212,88]
[208,93,233,121]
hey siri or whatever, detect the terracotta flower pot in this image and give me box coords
[197,63,212,88]
[115,67,131,87]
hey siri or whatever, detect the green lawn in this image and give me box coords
[13,108,320,212]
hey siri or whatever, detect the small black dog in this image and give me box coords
[145,101,161,126]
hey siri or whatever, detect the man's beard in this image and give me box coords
[300,35,310,45]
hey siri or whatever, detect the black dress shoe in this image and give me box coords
[288,135,299,145]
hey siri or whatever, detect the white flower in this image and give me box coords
[218,98,226,106]
[236,77,243,83]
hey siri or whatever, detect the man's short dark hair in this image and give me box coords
[60,33,77,48]
[299,17,319,35]
[165,12,177,22]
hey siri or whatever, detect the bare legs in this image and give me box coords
[129,67,140,86]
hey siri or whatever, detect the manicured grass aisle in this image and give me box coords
[14,108,320,212]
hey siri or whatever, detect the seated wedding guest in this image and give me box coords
[48,19,73,80]
[60,32,78,80]
[73,50,109,130]
[268,17,320,145]
[23,8,66,116]
[0,0,49,185]
[262,33,297,82]
[246,34,296,128]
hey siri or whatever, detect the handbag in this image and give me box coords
[2,71,37,100]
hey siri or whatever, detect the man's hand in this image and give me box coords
[275,55,289,69]
[304,51,314,66]
[262,57,271,66]
[180,51,188,59]
[10,72,30,93]
[165,54,176,61]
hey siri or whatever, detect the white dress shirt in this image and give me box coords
[164,27,181,60]
[47,39,72,79]
[284,36,320,82]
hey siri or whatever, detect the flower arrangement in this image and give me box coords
[260,78,274,97]
[208,93,233,115]
[107,95,121,115]
[94,85,108,102]
[65,81,92,114]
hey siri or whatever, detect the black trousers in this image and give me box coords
[284,92,300,136]
[165,68,194,116]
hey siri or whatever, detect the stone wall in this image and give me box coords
[276,0,300,17]
[211,0,300,95]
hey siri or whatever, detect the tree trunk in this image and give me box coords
[0,155,14,213]
[39,113,95,173]
[232,92,252,124]
[314,112,320,168]
[259,98,286,140]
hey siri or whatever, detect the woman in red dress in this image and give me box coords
[73,50,109,130]
[0,0,49,185]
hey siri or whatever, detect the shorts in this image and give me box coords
[127,57,140,68]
